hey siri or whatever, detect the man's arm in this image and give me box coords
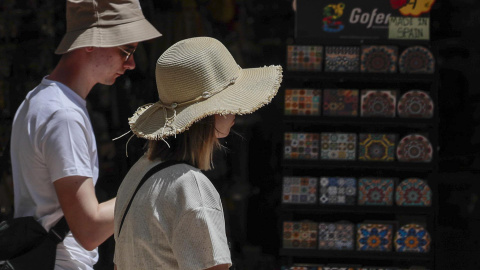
[54,175,116,251]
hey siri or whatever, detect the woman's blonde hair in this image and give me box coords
[147,115,220,171]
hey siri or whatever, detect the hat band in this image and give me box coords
[158,65,241,110]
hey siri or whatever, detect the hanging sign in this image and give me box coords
[295,0,435,41]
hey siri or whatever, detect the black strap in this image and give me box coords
[118,160,182,236]
[48,216,70,243]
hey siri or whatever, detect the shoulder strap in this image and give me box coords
[118,160,183,236]
[48,216,70,243]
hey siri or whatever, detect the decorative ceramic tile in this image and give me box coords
[397,90,434,118]
[399,46,435,74]
[284,133,320,160]
[358,178,394,206]
[287,45,323,71]
[396,178,432,206]
[322,89,359,117]
[285,89,321,116]
[283,176,318,204]
[325,46,360,72]
[394,224,431,253]
[320,133,356,160]
[361,45,398,73]
[360,90,397,117]
[318,222,354,251]
[319,177,356,205]
[357,223,393,252]
[358,133,396,162]
[283,221,318,249]
[396,134,433,162]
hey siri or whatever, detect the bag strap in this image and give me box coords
[118,160,183,236]
[48,216,70,244]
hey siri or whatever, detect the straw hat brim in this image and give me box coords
[129,65,283,140]
[55,18,162,54]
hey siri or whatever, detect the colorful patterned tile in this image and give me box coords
[285,89,321,116]
[317,222,355,251]
[319,177,356,205]
[287,45,323,71]
[397,90,434,118]
[358,178,394,206]
[396,134,433,162]
[357,223,393,252]
[399,46,435,74]
[319,267,355,270]
[283,221,318,249]
[360,90,397,117]
[320,133,356,161]
[325,46,360,72]
[284,132,320,160]
[358,133,396,162]
[396,178,432,207]
[283,176,318,204]
[361,45,398,73]
[395,224,431,253]
[322,89,359,117]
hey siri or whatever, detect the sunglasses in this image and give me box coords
[117,46,136,62]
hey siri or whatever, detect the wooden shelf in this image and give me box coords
[280,204,434,215]
[282,160,436,172]
[280,249,433,262]
[284,72,435,84]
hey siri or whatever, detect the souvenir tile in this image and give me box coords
[319,177,356,205]
[396,134,433,162]
[287,45,323,71]
[325,46,360,72]
[357,223,393,252]
[318,222,354,250]
[358,133,396,162]
[320,133,356,161]
[322,89,359,117]
[285,89,321,116]
[394,224,431,252]
[399,46,435,74]
[361,45,398,73]
[358,178,394,206]
[396,178,432,206]
[360,90,397,117]
[397,90,434,118]
[283,221,318,249]
[284,133,320,160]
[283,176,318,204]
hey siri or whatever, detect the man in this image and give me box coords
[10,0,161,269]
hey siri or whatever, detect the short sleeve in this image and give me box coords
[172,207,232,270]
[40,108,94,182]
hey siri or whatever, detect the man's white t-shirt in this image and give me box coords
[114,156,232,270]
[11,77,99,269]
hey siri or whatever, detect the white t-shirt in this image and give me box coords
[114,156,232,270]
[11,77,99,269]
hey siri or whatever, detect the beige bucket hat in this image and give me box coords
[55,0,162,54]
[128,37,283,140]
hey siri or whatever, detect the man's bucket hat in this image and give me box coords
[55,0,162,54]
[128,37,283,140]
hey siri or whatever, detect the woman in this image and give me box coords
[113,36,282,270]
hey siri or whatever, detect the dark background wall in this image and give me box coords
[0,0,479,269]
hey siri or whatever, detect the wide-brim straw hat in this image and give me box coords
[129,37,283,140]
[55,0,162,54]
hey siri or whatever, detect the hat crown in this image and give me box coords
[66,0,144,32]
[155,37,240,105]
